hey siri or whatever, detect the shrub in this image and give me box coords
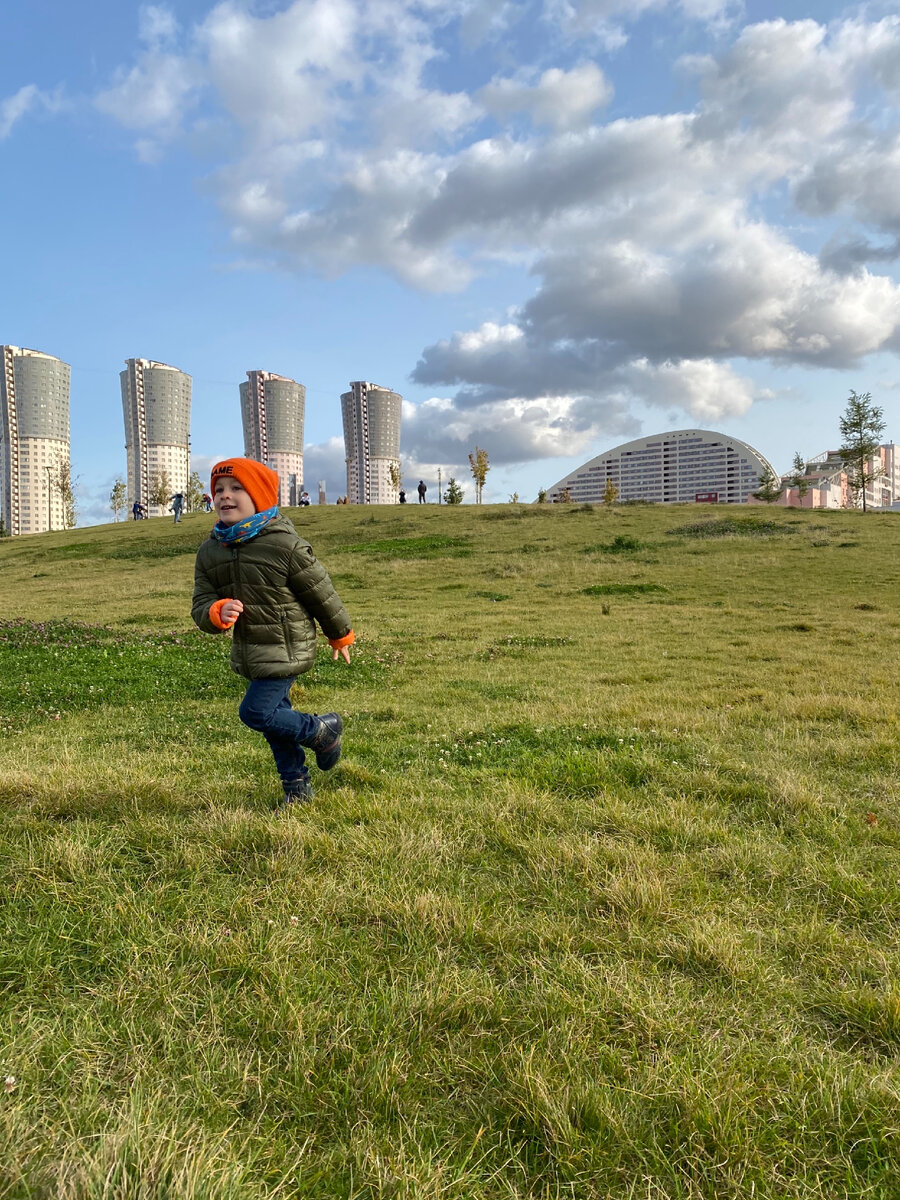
[667,517,793,539]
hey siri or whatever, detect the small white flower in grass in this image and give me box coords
[290,916,299,926]
[4,1076,15,1093]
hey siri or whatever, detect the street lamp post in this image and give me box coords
[437,467,442,504]
[45,466,52,532]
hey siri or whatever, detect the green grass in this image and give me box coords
[0,502,899,1198]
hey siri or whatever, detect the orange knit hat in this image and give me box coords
[210,458,280,512]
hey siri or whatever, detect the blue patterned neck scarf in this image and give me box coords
[211,506,279,545]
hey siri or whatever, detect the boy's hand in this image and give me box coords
[332,645,351,664]
[220,599,244,625]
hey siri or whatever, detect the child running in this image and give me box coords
[192,458,354,807]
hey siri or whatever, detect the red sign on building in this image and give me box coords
[695,492,719,503]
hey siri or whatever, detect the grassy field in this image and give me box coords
[0,501,898,1199]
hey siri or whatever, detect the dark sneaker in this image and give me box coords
[279,777,313,807]
[309,712,343,771]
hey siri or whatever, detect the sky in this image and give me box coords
[2,0,899,524]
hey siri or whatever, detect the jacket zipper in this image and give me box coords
[281,611,294,660]
[231,546,248,675]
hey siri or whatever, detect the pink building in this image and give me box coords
[754,444,900,509]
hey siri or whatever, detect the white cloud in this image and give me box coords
[622,359,758,420]
[0,84,62,139]
[139,5,179,47]
[87,7,900,458]
[522,225,900,367]
[199,0,356,143]
[686,19,853,151]
[300,437,348,502]
[94,54,199,136]
[794,133,900,237]
[400,392,639,468]
[479,63,612,130]
[540,0,738,44]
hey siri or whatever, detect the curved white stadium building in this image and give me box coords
[546,429,777,505]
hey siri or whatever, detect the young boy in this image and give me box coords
[192,458,354,807]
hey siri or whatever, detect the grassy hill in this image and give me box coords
[0,502,898,1198]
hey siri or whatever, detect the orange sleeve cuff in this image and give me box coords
[209,598,237,630]
[328,630,355,650]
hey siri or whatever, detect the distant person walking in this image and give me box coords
[399,488,406,504]
[131,501,145,520]
[417,480,427,504]
[202,493,213,512]
[170,493,184,523]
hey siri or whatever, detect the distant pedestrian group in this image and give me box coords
[131,501,146,520]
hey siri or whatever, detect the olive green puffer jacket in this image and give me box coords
[192,514,353,679]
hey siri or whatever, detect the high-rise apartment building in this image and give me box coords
[340,381,402,504]
[121,358,191,517]
[240,370,305,506]
[0,345,71,535]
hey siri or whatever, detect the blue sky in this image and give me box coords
[2,0,899,522]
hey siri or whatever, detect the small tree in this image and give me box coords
[752,467,783,504]
[560,486,572,504]
[444,477,464,505]
[537,488,547,504]
[0,515,8,538]
[603,479,619,507]
[149,470,172,512]
[109,478,127,522]
[839,390,886,513]
[468,446,490,504]
[50,456,78,528]
[788,452,810,500]
[186,470,204,513]
[387,461,401,498]
[508,492,519,503]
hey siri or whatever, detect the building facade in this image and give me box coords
[340,381,402,504]
[121,358,192,517]
[772,444,900,509]
[0,345,71,535]
[546,429,776,505]
[240,370,305,506]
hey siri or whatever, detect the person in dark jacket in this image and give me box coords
[192,457,354,807]
[417,480,427,503]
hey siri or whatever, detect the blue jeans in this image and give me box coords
[238,677,318,788]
